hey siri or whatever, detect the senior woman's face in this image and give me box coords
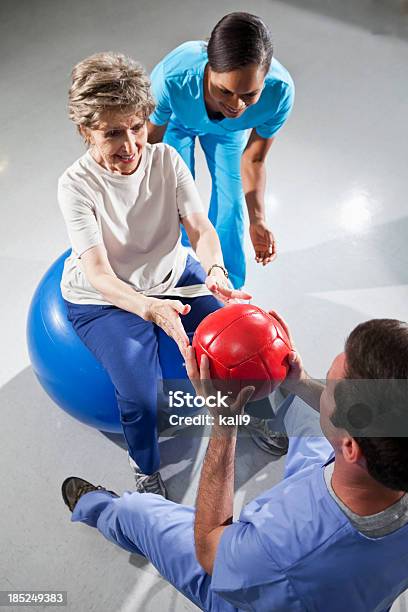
[84,111,147,175]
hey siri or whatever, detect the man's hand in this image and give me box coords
[249,221,277,265]
[144,298,190,357]
[269,310,308,394]
[270,310,326,413]
[185,347,254,423]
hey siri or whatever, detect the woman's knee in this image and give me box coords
[110,349,159,400]
[118,393,157,427]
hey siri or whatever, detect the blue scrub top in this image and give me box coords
[211,457,408,612]
[150,41,295,138]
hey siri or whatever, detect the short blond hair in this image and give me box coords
[68,52,155,132]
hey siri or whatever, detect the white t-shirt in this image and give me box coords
[58,143,209,304]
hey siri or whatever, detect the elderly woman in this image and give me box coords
[59,52,252,497]
[148,12,295,289]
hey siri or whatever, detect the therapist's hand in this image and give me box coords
[249,220,276,265]
[185,346,254,424]
[205,269,252,304]
[269,310,308,393]
[144,297,190,357]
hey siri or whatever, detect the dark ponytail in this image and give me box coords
[207,12,273,73]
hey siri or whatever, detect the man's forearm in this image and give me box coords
[282,374,325,413]
[241,158,266,222]
[194,426,236,574]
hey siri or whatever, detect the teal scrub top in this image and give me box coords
[150,40,295,138]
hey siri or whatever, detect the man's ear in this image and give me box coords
[341,435,364,465]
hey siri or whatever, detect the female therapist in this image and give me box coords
[148,12,294,289]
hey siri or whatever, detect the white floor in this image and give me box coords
[1,0,407,610]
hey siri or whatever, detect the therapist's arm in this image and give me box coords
[270,310,325,412]
[241,130,276,266]
[194,426,237,575]
[147,121,167,144]
[185,349,254,574]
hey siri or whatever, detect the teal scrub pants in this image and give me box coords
[164,119,249,289]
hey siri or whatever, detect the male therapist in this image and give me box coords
[62,314,408,611]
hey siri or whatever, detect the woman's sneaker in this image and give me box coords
[133,471,168,497]
[128,454,168,498]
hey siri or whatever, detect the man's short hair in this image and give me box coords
[331,319,408,491]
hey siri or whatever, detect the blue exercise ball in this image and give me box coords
[27,250,187,433]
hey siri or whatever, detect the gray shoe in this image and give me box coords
[134,471,168,497]
[128,453,168,497]
[243,416,289,456]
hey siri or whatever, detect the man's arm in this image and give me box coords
[185,349,254,575]
[283,373,325,413]
[270,310,325,412]
[241,130,276,265]
[194,427,236,575]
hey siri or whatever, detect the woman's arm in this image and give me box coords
[81,245,191,354]
[181,213,224,278]
[171,146,250,299]
[182,213,252,301]
[147,121,167,144]
[81,245,151,317]
[148,60,172,143]
[241,129,276,266]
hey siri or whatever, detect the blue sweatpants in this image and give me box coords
[65,255,223,474]
[164,119,248,290]
[71,396,333,611]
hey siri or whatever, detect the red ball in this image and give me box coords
[192,304,291,401]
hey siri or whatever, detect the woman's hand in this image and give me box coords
[144,297,191,357]
[268,310,308,392]
[205,269,252,304]
[249,221,276,265]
